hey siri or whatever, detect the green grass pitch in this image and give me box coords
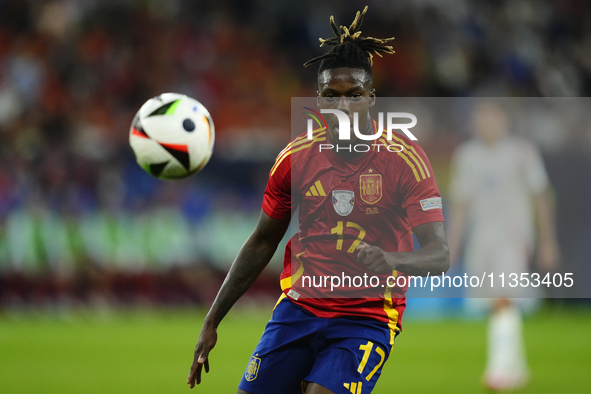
[1,304,590,393]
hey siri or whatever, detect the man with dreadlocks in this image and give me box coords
[188,7,449,394]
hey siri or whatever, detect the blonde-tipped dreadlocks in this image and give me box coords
[303,6,394,76]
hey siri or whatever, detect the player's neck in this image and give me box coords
[327,120,374,160]
[479,130,509,147]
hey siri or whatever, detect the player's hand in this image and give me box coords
[356,242,396,273]
[187,323,217,388]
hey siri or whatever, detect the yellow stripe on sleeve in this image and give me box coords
[379,138,420,182]
[279,252,305,291]
[271,131,326,177]
[314,180,326,196]
[291,128,326,148]
[387,133,431,178]
[392,139,426,179]
[270,141,293,176]
[275,143,291,160]
[290,136,326,155]
[276,142,293,162]
[270,151,291,176]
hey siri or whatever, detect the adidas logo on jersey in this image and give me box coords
[344,381,363,393]
[305,180,326,197]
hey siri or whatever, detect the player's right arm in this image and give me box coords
[187,143,293,388]
[187,210,290,388]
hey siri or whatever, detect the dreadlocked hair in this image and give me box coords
[303,6,394,77]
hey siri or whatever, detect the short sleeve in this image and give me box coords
[522,141,549,194]
[399,144,444,227]
[262,145,292,219]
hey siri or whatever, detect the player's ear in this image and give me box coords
[369,88,376,107]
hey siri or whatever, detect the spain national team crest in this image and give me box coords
[245,356,261,381]
[360,174,382,204]
[332,190,355,216]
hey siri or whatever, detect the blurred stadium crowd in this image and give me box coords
[0,0,590,308]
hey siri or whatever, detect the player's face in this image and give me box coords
[317,68,375,144]
[472,101,509,145]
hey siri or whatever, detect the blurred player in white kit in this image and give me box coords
[448,100,560,390]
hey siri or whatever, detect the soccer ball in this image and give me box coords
[129,93,215,179]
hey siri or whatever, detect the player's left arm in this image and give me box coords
[533,188,560,272]
[523,141,560,273]
[357,221,449,276]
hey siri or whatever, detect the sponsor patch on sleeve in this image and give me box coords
[420,197,442,211]
[287,289,300,300]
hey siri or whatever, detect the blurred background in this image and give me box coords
[0,0,590,393]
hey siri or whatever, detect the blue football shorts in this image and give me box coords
[238,298,394,394]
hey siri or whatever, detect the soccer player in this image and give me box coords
[187,7,449,393]
[447,100,559,390]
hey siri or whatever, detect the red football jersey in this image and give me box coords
[262,120,444,338]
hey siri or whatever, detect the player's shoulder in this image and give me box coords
[374,123,429,157]
[278,127,327,161]
[504,135,539,152]
[375,128,434,183]
[452,138,483,162]
[503,135,544,166]
[269,126,327,176]
[455,137,481,152]
[290,126,327,157]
